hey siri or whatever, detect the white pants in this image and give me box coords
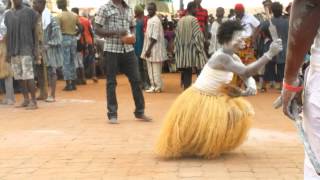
[303,67,320,180]
[146,61,163,90]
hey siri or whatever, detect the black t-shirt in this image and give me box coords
[5,6,38,57]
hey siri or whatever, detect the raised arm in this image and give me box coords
[211,39,282,79]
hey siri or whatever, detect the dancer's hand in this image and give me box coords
[242,87,257,96]
[265,39,283,59]
[242,77,257,96]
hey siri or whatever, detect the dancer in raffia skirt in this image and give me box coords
[155,20,283,159]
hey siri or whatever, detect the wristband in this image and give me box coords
[283,81,304,92]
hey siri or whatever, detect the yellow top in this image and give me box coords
[56,11,78,35]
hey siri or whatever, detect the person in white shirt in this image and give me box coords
[208,7,226,56]
[279,0,320,179]
[232,3,260,38]
[141,2,167,93]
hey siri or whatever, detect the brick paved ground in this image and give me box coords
[0,74,304,180]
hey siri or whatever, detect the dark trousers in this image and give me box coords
[104,51,145,119]
[263,61,285,82]
[180,68,201,90]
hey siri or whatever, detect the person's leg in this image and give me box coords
[182,68,192,90]
[36,63,47,100]
[146,60,155,92]
[26,79,37,109]
[62,36,73,91]
[87,44,98,83]
[4,76,15,105]
[46,66,57,102]
[142,59,151,88]
[18,80,29,107]
[120,51,147,119]
[153,62,163,92]
[22,56,37,109]
[70,37,78,90]
[275,63,285,90]
[11,56,29,107]
[303,69,320,179]
[75,52,86,85]
[104,52,119,120]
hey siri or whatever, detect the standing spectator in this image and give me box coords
[0,0,14,105]
[232,3,260,64]
[231,3,260,88]
[134,4,150,90]
[193,0,208,35]
[207,14,214,33]
[71,7,87,85]
[175,2,207,90]
[141,3,167,93]
[33,0,47,100]
[193,0,209,55]
[5,0,39,109]
[72,8,97,84]
[279,0,320,178]
[81,12,98,83]
[228,9,235,19]
[260,2,289,92]
[164,21,176,72]
[56,0,81,91]
[33,0,63,102]
[95,0,151,124]
[208,7,226,56]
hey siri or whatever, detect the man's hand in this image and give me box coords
[282,87,303,120]
[274,78,303,120]
[145,49,152,58]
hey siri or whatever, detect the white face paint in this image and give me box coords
[224,30,245,51]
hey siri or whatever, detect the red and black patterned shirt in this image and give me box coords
[195,7,208,33]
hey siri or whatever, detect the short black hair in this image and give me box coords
[271,2,283,17]
[147,2,157,9]
[71,7,79,15]
[217,20,244,44]
[187,1,196,12]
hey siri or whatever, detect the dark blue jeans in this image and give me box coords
[104,51,145,119]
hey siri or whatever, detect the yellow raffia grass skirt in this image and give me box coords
[155,87,254,159]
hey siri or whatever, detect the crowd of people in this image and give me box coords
[0,0,294,109]
[1,0,320,179]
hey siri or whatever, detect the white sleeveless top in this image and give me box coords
[310,27,320,71]
[193,64,234,94]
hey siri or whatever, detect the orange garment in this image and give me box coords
[79,16,93,45]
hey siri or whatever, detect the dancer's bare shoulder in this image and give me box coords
[208,52,236,70]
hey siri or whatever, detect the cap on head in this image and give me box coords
[234,3,244,12]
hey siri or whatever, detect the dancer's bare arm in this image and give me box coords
[208,39,282,79]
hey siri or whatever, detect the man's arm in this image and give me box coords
[280,0,320,120]
[33,12,41,63]
[284,0,320,84]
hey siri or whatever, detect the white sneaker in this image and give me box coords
[145,87,155,93]
[154,88,162,93]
